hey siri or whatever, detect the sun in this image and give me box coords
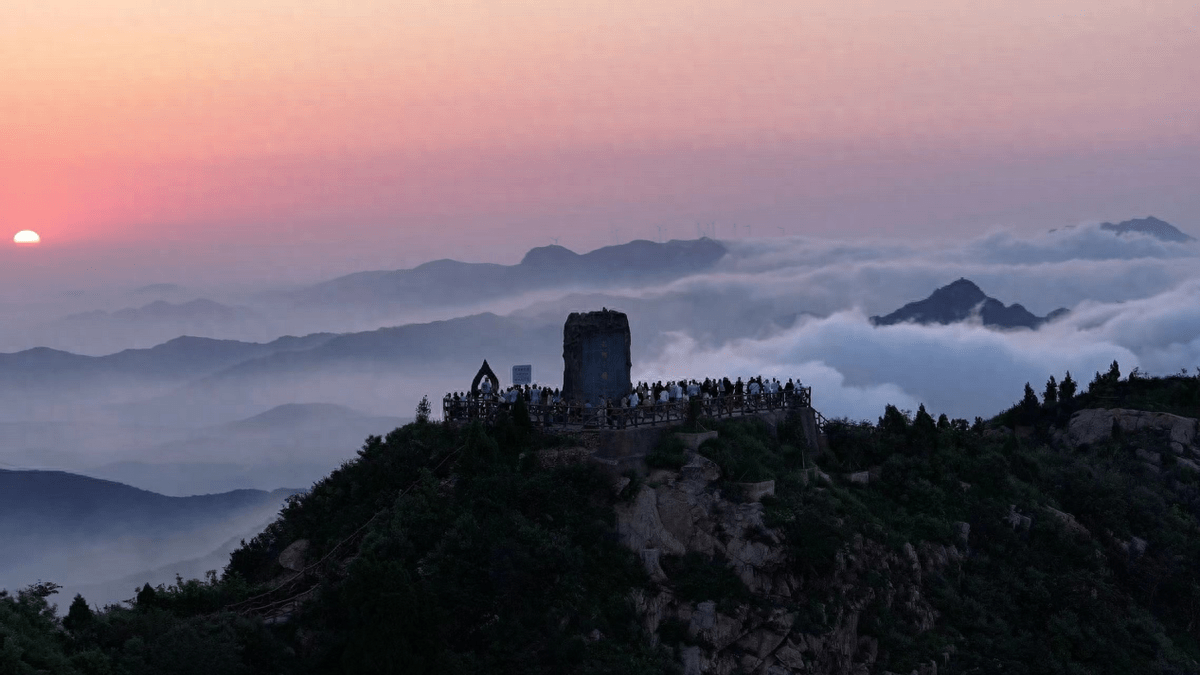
[13,230,41,245]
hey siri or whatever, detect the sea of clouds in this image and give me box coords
[627,223,1200,421]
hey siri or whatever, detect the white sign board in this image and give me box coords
[512,365,533,385]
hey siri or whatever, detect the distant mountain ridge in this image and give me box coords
[0,470,293,531]
[61,299,259,323]
[871,278,1067,329]
[0,333,337,388]
[1100,216,1194,242]
[294,237,727,307]
[0,469,299,598]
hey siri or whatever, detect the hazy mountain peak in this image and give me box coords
[223,403,365,432]
[1099,216,1194,242]
[519,244,580,267]
[928,277,988,305]
[872,278,1066,329]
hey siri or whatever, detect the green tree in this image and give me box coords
[880,404,908,435]
[1060,371,1077,402]
[62,594,94,633]
[1043,375,1058,406]
[1021,382,1039,410]
[913,404,936,434]
[415,395,432,423]
[136,583,157,609]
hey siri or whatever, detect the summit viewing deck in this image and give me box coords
[443,387,814,431]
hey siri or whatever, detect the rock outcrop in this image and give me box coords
[1067,408,1198,455]
[278,539,310,572]
[616,453,948,674]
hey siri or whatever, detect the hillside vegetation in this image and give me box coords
[3,368,1200,674]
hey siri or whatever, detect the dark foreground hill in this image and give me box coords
[871,278,1067,328]
[5,371,1200,674]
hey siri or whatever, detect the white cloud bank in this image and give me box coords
[627,223,1200,421]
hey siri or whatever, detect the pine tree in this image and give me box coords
[62,594,94,633]
[415,395,432,424]
[1060,371,1077,401]
[880,405,908,435]
[1107,360,1121,384]
[914,404,936,433]
[1043,375,1058,406]
[1021,382,1039,410]
[136,583,157,609]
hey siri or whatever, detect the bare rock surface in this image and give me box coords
[1067,408,1198,455]
[278,539,310,572]
[616,452,946,674]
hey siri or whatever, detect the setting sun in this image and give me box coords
[13,230,40,245]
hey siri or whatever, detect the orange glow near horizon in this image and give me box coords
[2,1,1199,248]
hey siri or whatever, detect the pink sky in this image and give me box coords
[2,0,1199,282]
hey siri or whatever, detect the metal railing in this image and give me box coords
[442,387,812,430]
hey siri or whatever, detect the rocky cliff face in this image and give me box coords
[615,452,951,674]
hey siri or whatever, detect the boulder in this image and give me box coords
[1045,507,1089,537]
[680,453,722,483]
[1135,448,1162,465]
[676,431,719,452]
[639,548,668,582]
[278,539,310,572]
[774,642,807,670]
[1005,505,1031,531]
[680,645,705,675]
[1068,408,1198,454]
[1067,409,1115,447]
[738,480,776,501]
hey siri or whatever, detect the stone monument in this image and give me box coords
[562,308,632,405]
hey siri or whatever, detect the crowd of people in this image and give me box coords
[443,375,807,427]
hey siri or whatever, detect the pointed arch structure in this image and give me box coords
[471,359,500,397]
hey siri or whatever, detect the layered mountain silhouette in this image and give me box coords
[60,299,259,324]
[871,278,1067,329]
[0,333,336,389]
[1100,216,1194,243]
[87,403,407,495]
[292,237,727,307]
[28,299,271,354]
[0,469,298,594]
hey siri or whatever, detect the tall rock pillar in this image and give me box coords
[562,309,632,405]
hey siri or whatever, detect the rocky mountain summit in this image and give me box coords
[871,278,1067,329]
[1100,216,1194,243]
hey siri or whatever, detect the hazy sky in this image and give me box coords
[3,0,1199,287]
